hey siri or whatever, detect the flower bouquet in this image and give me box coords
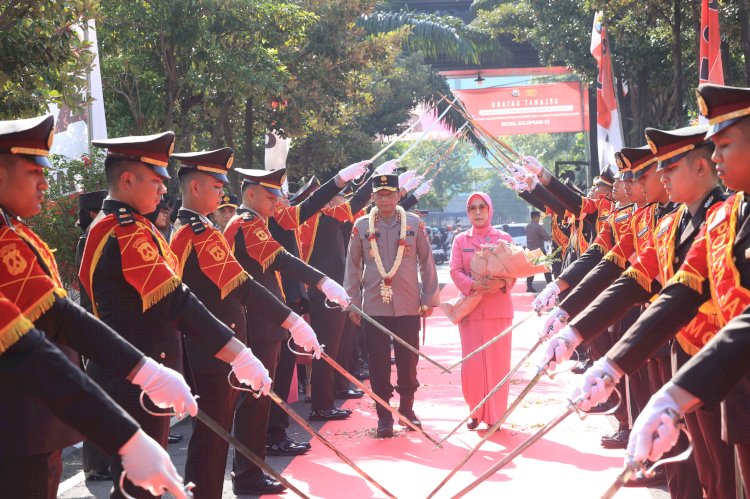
[441,241,551,324]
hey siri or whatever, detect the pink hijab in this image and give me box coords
[466,192,502,245]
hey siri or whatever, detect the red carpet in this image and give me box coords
[272,283,653,498]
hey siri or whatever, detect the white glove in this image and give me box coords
[522,155,544,175]
[338,160,371,182]
[413,179,433,199]
[532,282,560,312]
[374,159,399,175]
[288,313,322,359]
[539,307,568,339]
[119,429,188,499]
[542,325,582,370]
[569,357,623,411]
[509,163,527,182]
[398,170,417,191]
[320,277,350,308]
[627,384,682,463]
[230,348,272,396]
[504,176,528,193]
[132,358,197,418]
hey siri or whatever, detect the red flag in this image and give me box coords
[590,12,622,172]
[590,12,617,129]
[699,0,724,85]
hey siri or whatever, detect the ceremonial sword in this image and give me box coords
[228,378,397,498]
[444,314,534,371]
[449,381,622,498]
[600,424,693,499]
[327,301,452,373]
[435,336,545,447]
[137,393,309,499]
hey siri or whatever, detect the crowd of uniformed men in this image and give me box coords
[4,80,750,499]
[0,112,438,498]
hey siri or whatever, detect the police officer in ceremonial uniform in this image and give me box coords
[0,293,191,499]
[169,148,321,499]
[345,173,439,438]
[549,124,727,497]
[79,132,273,498]
[299,159,401,421]
[225,166,357,495]
[574,83,750,496]
[213,193,238,231]
[0,116,196,498]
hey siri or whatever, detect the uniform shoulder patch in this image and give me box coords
[188,217,207,235]
[351,226,359,239]
[115,207,135,226]
[241,212,256,222]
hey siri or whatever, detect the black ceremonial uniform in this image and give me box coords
[264,175,347,446]
[174,209,292,499]
[225,207,326,489]
[81,199,235,499]
[300,178,373,412]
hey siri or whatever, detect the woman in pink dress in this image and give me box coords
[449,192,515,429]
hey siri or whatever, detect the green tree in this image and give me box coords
[28,151,107,289]
[0,0,98,118]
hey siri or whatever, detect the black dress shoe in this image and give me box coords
[309,408,352,421]
[622,468,666,487]
[600,428,630,449]
[85,469,112,481]
[168,432,183,444]
[354,369,370,380]
[233,474,287,495]
[467,418,479,430]
[399,410,422,430]
[376,420,394,438]
[334,388,364,399]
[265,437,311,456]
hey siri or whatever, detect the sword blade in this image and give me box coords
[348,303,452,374]
[452,405,576,498]
[266,390,397,498]
[370,97,446,163]
[320,351,444,448]
[436,337,544,447]
[446,314,533,371]
[425,366,547,499]
[195,409,310,499]
[600,466,636,499]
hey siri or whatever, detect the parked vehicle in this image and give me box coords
[493,222,527,247]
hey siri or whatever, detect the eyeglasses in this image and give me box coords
[467,204,488,212]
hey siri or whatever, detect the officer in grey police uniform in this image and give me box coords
[344,173,439,438]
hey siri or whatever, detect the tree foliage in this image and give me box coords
[0,0,98,118]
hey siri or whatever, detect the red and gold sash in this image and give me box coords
[170,220,248,299]
[79,213,180,314]
[0,295,34,355]
[548,211,569,249]
[273,204,302,230]
[224,212,284,271]
[705,194,750,326]
[603,204,652,269]
[0,220,66,321]
[297,203,356,263]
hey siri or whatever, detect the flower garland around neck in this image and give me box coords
[368,205,407,304]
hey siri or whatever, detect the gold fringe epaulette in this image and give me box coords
[669,270,704,295]
[0,315,33,355]
[141,277,181,312]
[623,267,652,293]
[603,251,627,269]
[220,272,249,300]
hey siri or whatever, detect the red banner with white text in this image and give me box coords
[452,82,585,136]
